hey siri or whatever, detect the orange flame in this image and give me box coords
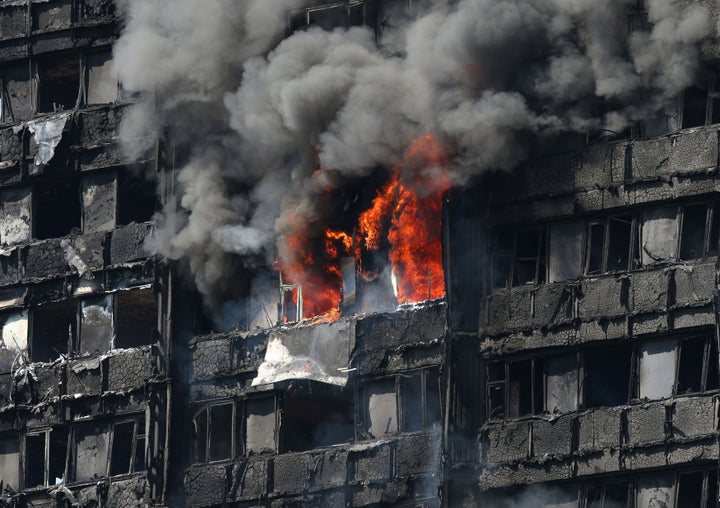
[279,134,450,321]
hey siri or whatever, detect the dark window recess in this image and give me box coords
[680,204,709,260]
[280,387,353,453]
[34,177,81,240]
[37,55,80,113]
[709,203,720,256]
[193,403,234,463]
[486,359,543,420]
[114,289,157,349]
[677,471,705,508]
[585,482,629,508]
[117,170,158,226]
[682,85,709,129]
[309,5,346,29]
[109,417,144,476]
[109,422,134,476]
[490,229,545,288]
[586,222,605,275]
[677,336,705,394]
[25,433,45,488]
[32,300,76,363]
[584,343,632,408]
[606,215,633,271]
[25,428,67,488]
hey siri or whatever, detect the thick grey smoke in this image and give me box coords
[114,0,714,324]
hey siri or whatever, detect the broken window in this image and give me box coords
[0,435,19,490]
[25,427,68,488]
[490,228,545,289]
[289,1,368,33]
[109,416,146,476]
[85,50,118,105]
[280,385,353,452]
[31,300,77,363]
[676,469,718,507]
[1,63,33,122]
[584,215,638,274]
[114,289,158,349]
[681,72,720,129]
[362,369,442,438]
[583,342,632,408]
[117,169,158,226]
[34,176,81,240]
[545,354,579,413]
[73,422,110,482]
[79,295,113,355]
[36,55,80,113]
[486,358,543,420]
[193,402,235,463]
[548,221,584,282]
[279,283,303,323]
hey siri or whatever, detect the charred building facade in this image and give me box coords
[0,0,716,507]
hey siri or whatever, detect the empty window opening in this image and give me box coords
[0,436,19,490]
[114,289,157,349]
[34,176,81,240]
[74,423,110,483]
[490,231,513,289]
[682,85,708,129]
[280,387,353,452]
[31,300,76,363]
[677,471,705,507]
[109,417,145,476]
[679,204,708,260]
[584,482,630,508]
[584,343,632,408]
[677,336,705,394]
[585,222,605,275]
[279,283,303,323]
[25,427,67,488]
[193,403,234,463]
[79,295,113,355]
[117,170,157,226]
[37,55,80,113]
[606,215,634,271]
[507,360,533,418]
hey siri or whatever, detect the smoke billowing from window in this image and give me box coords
[113,0,713,322]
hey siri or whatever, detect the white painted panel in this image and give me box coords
[639,339,677,400]
[642,207,679,265]
[366,379,398,437]
[545,354,578,413]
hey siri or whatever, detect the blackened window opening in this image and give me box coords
[37,55,80,113]
[32,300,76,362]
[606,215,633,271]
[682,85,709,129]
[25,433,45,488]
[117,170,158,226]
[109,421,134,476]
[114,289,157,349]
[34,177,80,240]
[584,343,632,408]
[280,388,353,452]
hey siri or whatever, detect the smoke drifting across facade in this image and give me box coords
[0,0,716,507]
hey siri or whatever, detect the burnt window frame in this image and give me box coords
[489,227,546,289]
[485,356,544,421]
[584,214,639,275]
[631,332,719,400]
[34,53,82,114]
[288,0,369,33]
[359,367,442,438]
[678,200,720,261]
[680,71,720,130]
[107,414,146,478]
[192,400,241,464]
[24,426,69,489]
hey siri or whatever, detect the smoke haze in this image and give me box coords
[113,0,715,323]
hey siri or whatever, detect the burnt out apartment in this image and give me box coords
[0,0,716,508]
